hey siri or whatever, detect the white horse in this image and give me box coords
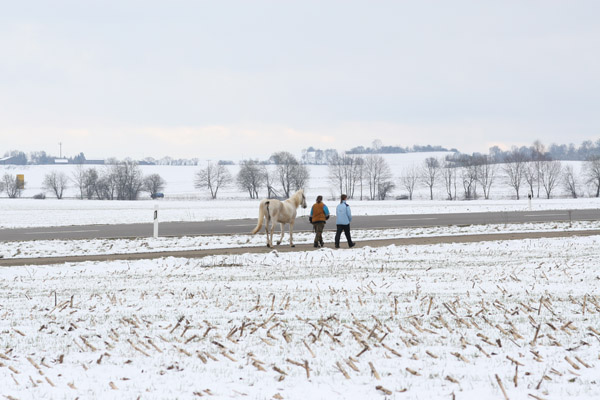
[251,189,307,247]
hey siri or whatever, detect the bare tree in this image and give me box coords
[270,151,310,197]
[456,155,478,200]
[475,155,497,200]
[523,161,537,199]
[364,154,393,200]
[328,153,363,199]
[531,140,548,198]
[357,159,365,200]
[271,151,296,197]
[539,160,562,199]
[421,157,440,200]
[2,173,23,198]
[194,162,232,199]
[72,164,87,199]
[114,161,144,200]
[143,173,166,197]
[378,181,395,200]
[292,163,310,194]
[328,152,346,197]
[461,165,478,199]
[441,159,458,200]
[237,159,266,199]
[503,147,527,199]
[96,165,119,200]
[89,161,143,200]
[262,166,278,198]
[42,171,69,199]
[584,156,600,197]
[400,165,419,200]
[84,168,100,199]
[562,164,578,198]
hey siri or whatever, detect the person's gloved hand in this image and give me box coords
[309,217,312,223]
[326,215,330,220]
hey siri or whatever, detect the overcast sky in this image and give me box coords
[1,1,599,160]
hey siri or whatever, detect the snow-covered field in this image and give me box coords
[2,153,599,399]
[1,236,599,399]
[0,153,591,202]
[1,153,596,229]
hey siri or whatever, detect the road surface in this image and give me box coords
[0,209,597,242]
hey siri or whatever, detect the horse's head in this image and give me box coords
[299,190,307,209]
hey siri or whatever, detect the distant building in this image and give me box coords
[54,158,69,164]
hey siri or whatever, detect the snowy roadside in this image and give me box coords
[1,197,600,228]
[1,236,599,399]
[2,220,600,259]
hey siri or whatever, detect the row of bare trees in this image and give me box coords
[2,162,166,200]
[501,148,600,199]
[400,151,600,200]
[5,152,600,201]
[324,149,600,201]
[196,151,310,199]
[327,153,395,200]
[69,162,166,200]
[205,149,600,201]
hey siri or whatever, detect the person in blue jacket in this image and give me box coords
[335,194,355,248]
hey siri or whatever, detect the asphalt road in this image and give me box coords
[0,209,598,242]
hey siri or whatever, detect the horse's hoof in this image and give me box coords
[276,241,281,245]
[291,245,295,248]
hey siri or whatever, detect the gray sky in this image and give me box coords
[1,0,599,160]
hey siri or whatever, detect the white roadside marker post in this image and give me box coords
[153,204,159,238]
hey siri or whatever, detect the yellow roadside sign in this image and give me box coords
[16,174,24,189]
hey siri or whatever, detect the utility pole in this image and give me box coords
[59,142,62,158]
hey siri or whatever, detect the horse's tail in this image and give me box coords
[251,200,269,234]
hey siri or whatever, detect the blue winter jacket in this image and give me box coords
[335,201,352,225]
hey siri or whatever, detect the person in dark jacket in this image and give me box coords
[335,194,355,248]
[309,195,330,247]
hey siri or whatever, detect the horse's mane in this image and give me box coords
[287,189,304,207]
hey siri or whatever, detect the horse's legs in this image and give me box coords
[268,219,276,247]
[265,220,271,247]
[289,220,295,247]
[277,223,285,245]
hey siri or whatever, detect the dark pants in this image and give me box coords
[335,224,352,247]
[313,221,325,245]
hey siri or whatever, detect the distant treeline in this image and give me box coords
[0,150,231,166]
[484,140,600,163]
[303,139,600,165]
[346,144,455,154]
[1,151,101,165]
[3,138,600,166]
[300,143,456,165]
[340,139,600,161]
